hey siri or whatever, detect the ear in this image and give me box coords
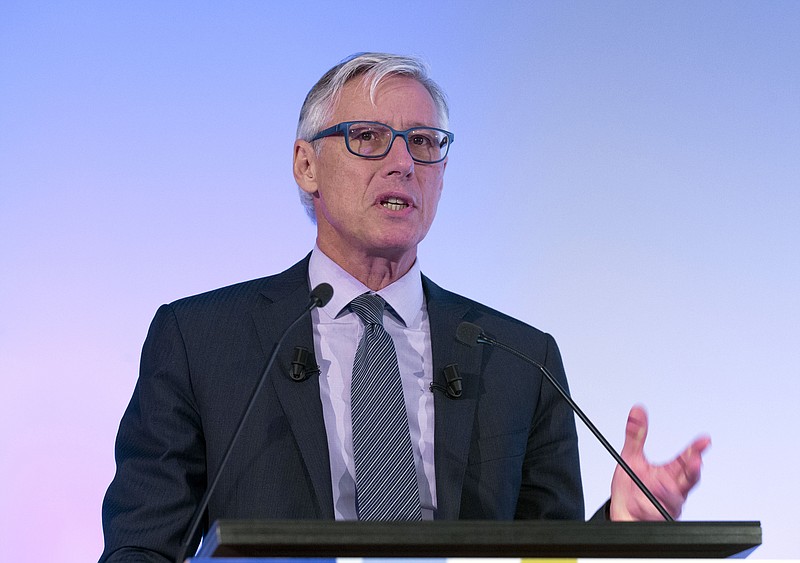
[293,140,319,195]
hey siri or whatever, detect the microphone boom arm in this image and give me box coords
[477,332,674,522]
[175,283,333,562]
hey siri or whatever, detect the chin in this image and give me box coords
[375,232,426,252]
[365,240,417,260]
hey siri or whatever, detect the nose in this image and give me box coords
[383,134,415,177]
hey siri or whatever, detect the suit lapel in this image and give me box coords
[423,276,483,520]
[247,264,483,520]
[251,257,335,518]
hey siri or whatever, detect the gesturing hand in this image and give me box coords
[610,405,711,521]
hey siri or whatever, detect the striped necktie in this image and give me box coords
[349,292,422,520]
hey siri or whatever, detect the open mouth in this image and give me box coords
[381,196,410,211]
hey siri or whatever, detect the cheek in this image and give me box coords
[419,180,444,229]
[318,168,360,207]
[424,171,445,205]
[426,193,442,224]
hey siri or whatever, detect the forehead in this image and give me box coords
[330,75,439,128]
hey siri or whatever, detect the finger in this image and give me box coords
[649,469,692,516]
[691,435,712,455]
[629,475,685,521]
[621,404,649,458]
[661,435,710,494]
[678,435,711,484]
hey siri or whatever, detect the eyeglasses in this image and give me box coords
[310,121,454,164]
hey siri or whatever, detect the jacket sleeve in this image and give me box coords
[514,333,585,520]
[100,304,206,562]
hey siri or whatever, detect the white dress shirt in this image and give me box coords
[308,246,437,519]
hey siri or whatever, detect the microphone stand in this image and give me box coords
[175,284,333,562]
[466,324,674,522]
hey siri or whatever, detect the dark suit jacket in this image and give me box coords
[100,257,584,562]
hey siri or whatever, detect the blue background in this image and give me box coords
[1,1,798,559]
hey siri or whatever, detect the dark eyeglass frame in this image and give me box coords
[310,120,454,164]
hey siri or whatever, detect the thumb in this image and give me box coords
[621,404,648,459]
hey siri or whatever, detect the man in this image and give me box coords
[100,53,709,562]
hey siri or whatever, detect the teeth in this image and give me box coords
[382,196,409,211]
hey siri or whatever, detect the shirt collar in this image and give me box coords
[308,245,424,327]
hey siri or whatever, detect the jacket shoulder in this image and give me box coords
[167,256,310,315]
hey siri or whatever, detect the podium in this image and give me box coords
[193,519,761,559]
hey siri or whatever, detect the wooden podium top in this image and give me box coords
[195,519,761,559]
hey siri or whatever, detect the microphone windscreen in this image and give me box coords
[310,283,334,307]
[456,322,483,346]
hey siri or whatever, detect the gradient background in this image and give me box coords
[1,1,798,560]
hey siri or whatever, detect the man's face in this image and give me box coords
[295,75,447,268]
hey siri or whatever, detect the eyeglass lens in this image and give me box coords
[346,122,449,163]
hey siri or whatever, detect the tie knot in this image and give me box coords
[350,293,385,327]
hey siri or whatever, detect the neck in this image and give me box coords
[317,240,416,291]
